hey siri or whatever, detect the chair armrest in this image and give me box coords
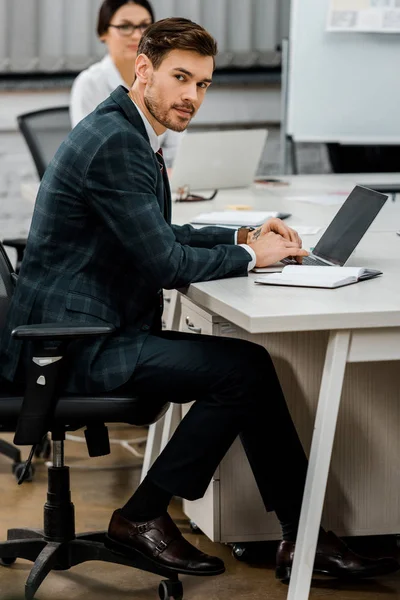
[12,323,115,341]
[12,322,115,445]
[2,238,27,251]
[2,239,26,267]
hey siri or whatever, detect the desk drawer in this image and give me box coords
[179,305,213,336]
[179,296,228,336]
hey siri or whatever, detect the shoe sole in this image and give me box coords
[276,563,400,582]
[104,534,225,577]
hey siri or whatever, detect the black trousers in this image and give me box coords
[124,330,308,514]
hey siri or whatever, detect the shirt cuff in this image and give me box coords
[239,244,256,271]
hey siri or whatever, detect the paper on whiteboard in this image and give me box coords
[327,0,400,33]
[284,194,346,205]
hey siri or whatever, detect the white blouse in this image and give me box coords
[70,55,183,168]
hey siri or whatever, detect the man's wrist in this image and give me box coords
[237,226,255,245]
[238,244,256,271]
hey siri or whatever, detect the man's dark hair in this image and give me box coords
[97,0,155,37]
[137,17,218,70]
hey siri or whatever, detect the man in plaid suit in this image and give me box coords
[1,17,396,583]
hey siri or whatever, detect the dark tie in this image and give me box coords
[155,147,171,224]
[156,147,164,173]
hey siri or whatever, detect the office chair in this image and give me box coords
[0,241,187,600]
[17,106,71,180]
[1,108,73,274]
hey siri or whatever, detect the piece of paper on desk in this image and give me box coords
[284,194,347,206]
[255,266,382,289]
[190,211,291,227]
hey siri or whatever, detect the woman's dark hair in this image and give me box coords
[138,18,218,70]
[97,0,155,37]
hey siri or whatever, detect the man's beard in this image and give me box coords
[144,86,194,133]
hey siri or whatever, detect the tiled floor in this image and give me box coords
[0,429,399,600]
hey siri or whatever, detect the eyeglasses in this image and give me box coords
[108,22,151,36]
[175,185,218,203]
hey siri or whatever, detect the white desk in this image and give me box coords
[142,175,400,600]
[180,231,400,600]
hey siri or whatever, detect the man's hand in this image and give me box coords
[249,231,308,267]
[248,218,302,248]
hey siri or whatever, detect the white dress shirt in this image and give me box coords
[70,54,183,168]
[131,100,256,271]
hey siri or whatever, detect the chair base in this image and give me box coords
[0,438,21,463]
[0,529,183,600]
[0,461,183,599]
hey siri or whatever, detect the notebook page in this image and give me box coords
[254,275,354,288]
[282,266,365,279]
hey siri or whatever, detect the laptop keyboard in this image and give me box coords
[282,256,333,266]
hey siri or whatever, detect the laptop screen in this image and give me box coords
[313,186,388,266]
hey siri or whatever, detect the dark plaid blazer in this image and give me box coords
[0,86,250,394]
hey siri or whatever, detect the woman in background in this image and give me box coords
[70,0,182,168]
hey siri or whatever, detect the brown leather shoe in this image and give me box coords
[276,531,399,582]
[105,510,225,576]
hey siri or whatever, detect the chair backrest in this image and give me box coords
[17,107,71,179]
[0,243,16,333]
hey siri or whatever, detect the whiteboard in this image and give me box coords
[287,0,400,143]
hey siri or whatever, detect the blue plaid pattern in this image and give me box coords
[0,86,250,394]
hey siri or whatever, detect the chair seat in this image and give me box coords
[0,393,169,432]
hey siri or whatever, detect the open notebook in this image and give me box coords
[254,266,382,289]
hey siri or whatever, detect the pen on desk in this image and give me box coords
[396,231,400,237]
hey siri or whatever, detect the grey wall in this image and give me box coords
[0,0,290,73]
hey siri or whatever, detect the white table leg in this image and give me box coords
[140,415,166,482]
[287,330,351,600]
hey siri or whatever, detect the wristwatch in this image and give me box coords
[237,226,255,245]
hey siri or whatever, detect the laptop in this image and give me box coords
[283,185,388,267]
[169,129,268,193]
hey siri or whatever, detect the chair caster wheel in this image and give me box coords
[158,579,183,600]
[189,520,202,534]
[232,543,250,562]
[12,461,35,482]
[35,436,51,459]
[0,557,16,566]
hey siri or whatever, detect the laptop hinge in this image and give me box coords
[311,254,336,266]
